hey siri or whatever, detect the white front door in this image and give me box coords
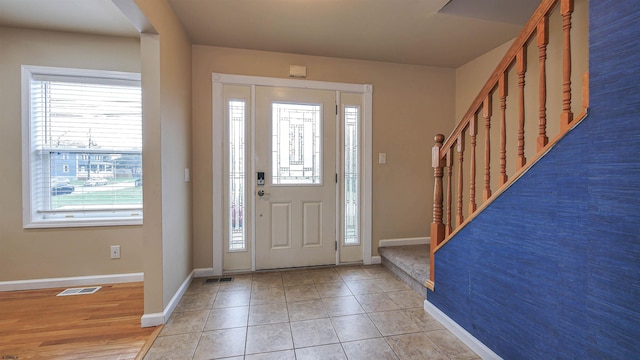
[254,86,337,269]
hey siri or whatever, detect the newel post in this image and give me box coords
[430,134,445,283]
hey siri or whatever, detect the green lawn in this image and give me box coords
[52,186,142,209]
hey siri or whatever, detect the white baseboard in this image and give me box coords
[370,256,381,264]
[193,268,216,278]
[141,271,193,328]
[379,237,429,247]
[0,272,144,292]
[140,312,165,328]
[424,300,502,360]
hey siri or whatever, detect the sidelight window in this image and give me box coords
[228,100,246,251]
[343,106,360,245]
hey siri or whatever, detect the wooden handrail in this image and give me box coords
[439,0,560,155]
[428,0,588,288]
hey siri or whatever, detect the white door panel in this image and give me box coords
[270,202,291,249]
[303,202,322,247]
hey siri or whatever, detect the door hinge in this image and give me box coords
[335,241,338,251]
[336,104,338,115]
[335,173,338,183]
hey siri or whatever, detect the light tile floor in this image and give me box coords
[144,265,479,360]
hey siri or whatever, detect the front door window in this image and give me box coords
[272,103,322,185]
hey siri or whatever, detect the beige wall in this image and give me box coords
[0,27,142,282]
[191,46,455,265]
[135,0,193,313]
[455,40,514,121]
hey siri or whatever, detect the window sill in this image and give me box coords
[24,217,143,229]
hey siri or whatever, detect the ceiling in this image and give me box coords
[0,0,140,38]
[0,0,540,68]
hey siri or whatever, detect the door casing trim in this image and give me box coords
[212,73,373,274]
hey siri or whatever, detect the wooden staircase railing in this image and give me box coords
[429,0,589,289]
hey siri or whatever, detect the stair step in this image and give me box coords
[378,244,430,295]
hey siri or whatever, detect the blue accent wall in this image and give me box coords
[427,1,640,358]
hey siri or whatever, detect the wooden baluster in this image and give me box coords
[445,147,453,235]
[468,115,478,216]
[483,96,492,201]
[537,17,549,151]
[560,0,574,130]
[456,132,465,226]
[517,48,527,170]
[499,73,508,186]
[430,134,445,283]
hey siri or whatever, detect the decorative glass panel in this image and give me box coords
[272,103,322,185]
[229,100,246,251]
[344,106,360,245]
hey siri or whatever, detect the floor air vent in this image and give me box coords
[205,277,233,284]
[57,286,102,296]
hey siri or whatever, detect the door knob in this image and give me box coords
[258,189,265,197]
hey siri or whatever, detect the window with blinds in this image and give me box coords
[22,66,143,228]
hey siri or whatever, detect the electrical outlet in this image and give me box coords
[110,245,120,259]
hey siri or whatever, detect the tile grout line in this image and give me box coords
[243,300,250,359]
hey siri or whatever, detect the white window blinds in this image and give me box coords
[23,66,143,228]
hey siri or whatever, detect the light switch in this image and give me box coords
[184,168,190,182]
[379,153,387,164]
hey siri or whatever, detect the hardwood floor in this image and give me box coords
[0,282,158,359]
